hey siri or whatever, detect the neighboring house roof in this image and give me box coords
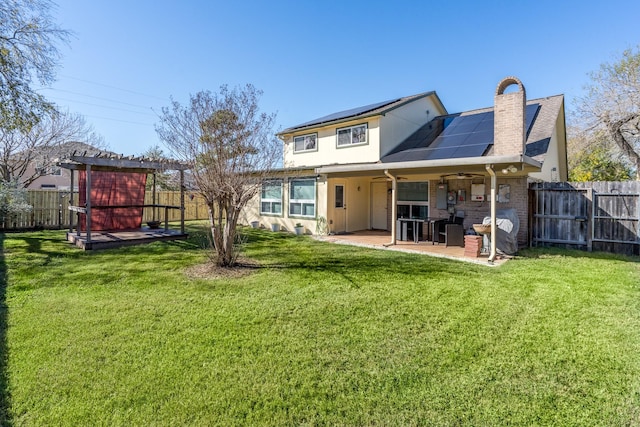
[381,95,563,164]
[55,141,114,158]
[278,91,445,135]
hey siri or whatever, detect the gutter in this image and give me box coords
[316,154,542,175]
[383,169,397,247]
[485,164,497,263]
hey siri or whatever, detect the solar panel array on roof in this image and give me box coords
[287,98,401,130]
[382,103,540,162]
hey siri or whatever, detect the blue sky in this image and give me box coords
[39,0,640,156]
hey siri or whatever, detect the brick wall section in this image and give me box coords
[494,77,526,156]
[429,177,530,245]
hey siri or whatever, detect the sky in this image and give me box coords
[37,0,640,156]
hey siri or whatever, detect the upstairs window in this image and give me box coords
[337,124,367,147]
[260,179,283,215]
[293,133,317,153]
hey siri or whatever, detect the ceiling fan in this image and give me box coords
[440,172,484,180]
[373,176,408,181]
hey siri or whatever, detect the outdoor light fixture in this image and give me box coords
[501,165,517,174]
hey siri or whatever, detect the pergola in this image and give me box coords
[59,153,190,250]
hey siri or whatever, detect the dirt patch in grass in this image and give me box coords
[184,258,261,280]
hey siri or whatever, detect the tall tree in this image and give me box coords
[156,85,280,267]
[567,126,633,181]
[0,0,70,130]
[576,47,640,179]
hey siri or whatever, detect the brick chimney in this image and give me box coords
[493,76,526,156]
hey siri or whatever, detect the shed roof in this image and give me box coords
[59,153,189,173]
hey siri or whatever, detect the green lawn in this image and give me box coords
[1,225,639,426]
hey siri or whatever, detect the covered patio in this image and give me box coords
[316,230,509,266]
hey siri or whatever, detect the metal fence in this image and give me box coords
[529,181,640,256]
[0,190,209,230]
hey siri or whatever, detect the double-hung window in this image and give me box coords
[289,178,316,217]
[397,181,429,219]
[293,133,317,153]
[261,179,283,215]
[337,124,367,147]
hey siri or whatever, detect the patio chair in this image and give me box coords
[435,211,465,246]
[442,223,464,247]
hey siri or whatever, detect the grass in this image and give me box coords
[0,224,639,425]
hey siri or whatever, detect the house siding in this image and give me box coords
[529,102,567,182]
[379,96,447,157]
[241,174,327,235]
[283,118,381,168]
[429,177,530,245]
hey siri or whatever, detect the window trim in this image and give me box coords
[288,177,316,219]
[260,179,283,216]
[336,123,368,148]
[397,181,429,219]
[293,133,318,153]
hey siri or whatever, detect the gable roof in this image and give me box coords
[381,95,564,164]
[278,91,444,135]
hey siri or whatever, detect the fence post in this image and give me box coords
[587,188,593,252]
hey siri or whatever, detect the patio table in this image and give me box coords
[397,218,426,243]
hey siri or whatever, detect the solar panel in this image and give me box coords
[288,98,401,130]
[407,103,539,161]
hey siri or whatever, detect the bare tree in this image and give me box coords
[576,47,640,179]
[156,85,281,267]
[141,145,181,191]
[0,0,71,130]
[0,110,103,186]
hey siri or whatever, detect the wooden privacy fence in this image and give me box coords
[529,181,640,256]
[0,190,209,230]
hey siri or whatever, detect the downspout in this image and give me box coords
[383,169,397,246]
[485,164,497,263]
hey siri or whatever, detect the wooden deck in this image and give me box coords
[67,228,188,250]
[316,230,507,266]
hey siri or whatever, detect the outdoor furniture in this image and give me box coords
[433,212,465,245]
[473,224,492,254]
[397,218,425,243]
[441,223,465,247]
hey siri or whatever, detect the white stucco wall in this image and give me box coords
[281,93,446,169]
[283,118,381,168]
[240,174,326,235]
[529,108,567,182]
[379,95,447,157]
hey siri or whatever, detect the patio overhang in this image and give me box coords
[314,154,542,179]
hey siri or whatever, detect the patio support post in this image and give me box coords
[86,164,92,244]
[485,164,497,263]
[180,170,185,234]
[152,172,157,222]
[384,169,397,246]
[69,169,74,233]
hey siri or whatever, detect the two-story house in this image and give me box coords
[242,76,567,251]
